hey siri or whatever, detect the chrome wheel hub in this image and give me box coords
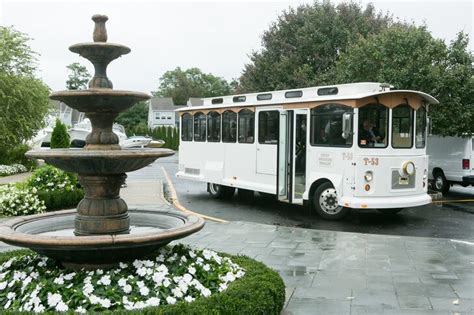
[319,188,342,214]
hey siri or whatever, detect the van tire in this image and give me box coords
[312,182,350,220]
[207,183,235,199]
[433,171,450,194]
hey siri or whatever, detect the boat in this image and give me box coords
[119,136,152,148]
[146,139,165,148]
[69,118,128,147]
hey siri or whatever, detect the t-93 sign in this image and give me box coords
[363,157,379,166]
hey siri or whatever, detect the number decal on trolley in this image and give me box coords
[363,158,379,166]
[342,153,353,160]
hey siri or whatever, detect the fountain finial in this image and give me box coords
[92,14,108,42]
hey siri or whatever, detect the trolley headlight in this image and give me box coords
[364,171,373,182]
[402,161,416,176]
[423,169,428,180]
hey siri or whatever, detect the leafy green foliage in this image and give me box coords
[36,189,84,211]
[116,101,149,131]
[0,26,50,154]
[0,144,36,170]
[153,67,234,105]
[65,62,91,90]
[238,1,395,92]
[0,184,46,216]
[334,27,474,136]
[50,119,71,149]
[27,165,79,192]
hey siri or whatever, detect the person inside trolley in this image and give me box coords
[359,120,382,146]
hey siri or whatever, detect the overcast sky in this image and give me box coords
[0,0,472,94]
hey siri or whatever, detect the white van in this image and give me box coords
[427,135,474,193]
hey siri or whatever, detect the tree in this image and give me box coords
[153,67,234,105]
[50,119,70,148]
[333,26,474,136]
[238,1,395,92]
[0,26,50,155]
[116,101,149,132]
[66,62,90,90]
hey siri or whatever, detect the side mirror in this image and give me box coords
[342,112,353,139]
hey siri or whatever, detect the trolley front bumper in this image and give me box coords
[339,193,432,209]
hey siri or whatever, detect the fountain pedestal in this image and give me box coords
[0,14,204,269]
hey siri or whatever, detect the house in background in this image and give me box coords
[147,97,187,129]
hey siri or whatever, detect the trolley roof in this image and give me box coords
[176,82,438,112]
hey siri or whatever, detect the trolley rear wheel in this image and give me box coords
[207,183,235,199]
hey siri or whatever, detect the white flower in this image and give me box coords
[137,280,145,288]
[100,298,111,308]
[172,287,184,298]
[123,284,132,293]
[143,260,154,267]
[95,269,103,275]
[183,273,193,283]
[63,273,75,280]
[224,272,236,282]
[184,295,195,303]
[219,282,228,292]
[75,306,86,313]
[134,301,146,309]
[99,275,111,286]
[189,250,196,258]
[136,267,147,277]
[119,262,128,269]
[0,281,7,290]
[4,300,11,309]
[33,304,45,313]
[181,255,188,263]
[7,292,16,300]
[188,266,196,275]
[146,297,160,306]
[83,282,94,295]
[166,296,177,305]
[118,278,127,287]
[56,301,68,312]
[139,286,150,296]
[201,288,211,297]
[133,260,143,269]
[53,276,64,285]
[203,264,210,271]
[47,293,62,307]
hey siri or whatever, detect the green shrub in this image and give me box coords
[50,119,70,149]
[0,144,37,170]
[27,165,79,192]
[0,184,46,216]
[37,188,84,210]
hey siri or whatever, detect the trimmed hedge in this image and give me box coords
[0,250,285,315]
[36,189,84,211]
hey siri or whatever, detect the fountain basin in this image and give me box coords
[50,89,150,113]
[26,148,174,175]
[0,209,205,269]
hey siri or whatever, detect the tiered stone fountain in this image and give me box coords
[0,15,204,269]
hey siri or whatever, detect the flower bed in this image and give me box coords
[0,184,46,216]
[0,245,285,314]
[0,164,27,177]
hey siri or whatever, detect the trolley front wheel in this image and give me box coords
[312,182,350,220]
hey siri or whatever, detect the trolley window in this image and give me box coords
[222,111,237,143]
[392,105,413,148]
[358,104,388,148]
[415,106,426,148]
[181,113,193,141]
[238,109,255,143]
[311,104,353,147]
[207,111,221,142]
[193,112,206,142]
[258,111,279,144]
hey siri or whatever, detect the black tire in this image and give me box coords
[312,182,350,220]
[433,171,450,194]
[378,208,403,215]
[207,183,235,199]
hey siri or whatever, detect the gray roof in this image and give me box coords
[149,97,186,111]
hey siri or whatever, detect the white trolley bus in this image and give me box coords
[176,82,438,220]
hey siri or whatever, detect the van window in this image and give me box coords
[358,104,388,148]
[222,111,237,143]
[181,113,193,141]
[207,111,221,142]
[311,104,353,147]
[392,105,413,148]
[238,109,255,143]
[193,112,206,142]
[258,111,279,144]
[415,106,426,148]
